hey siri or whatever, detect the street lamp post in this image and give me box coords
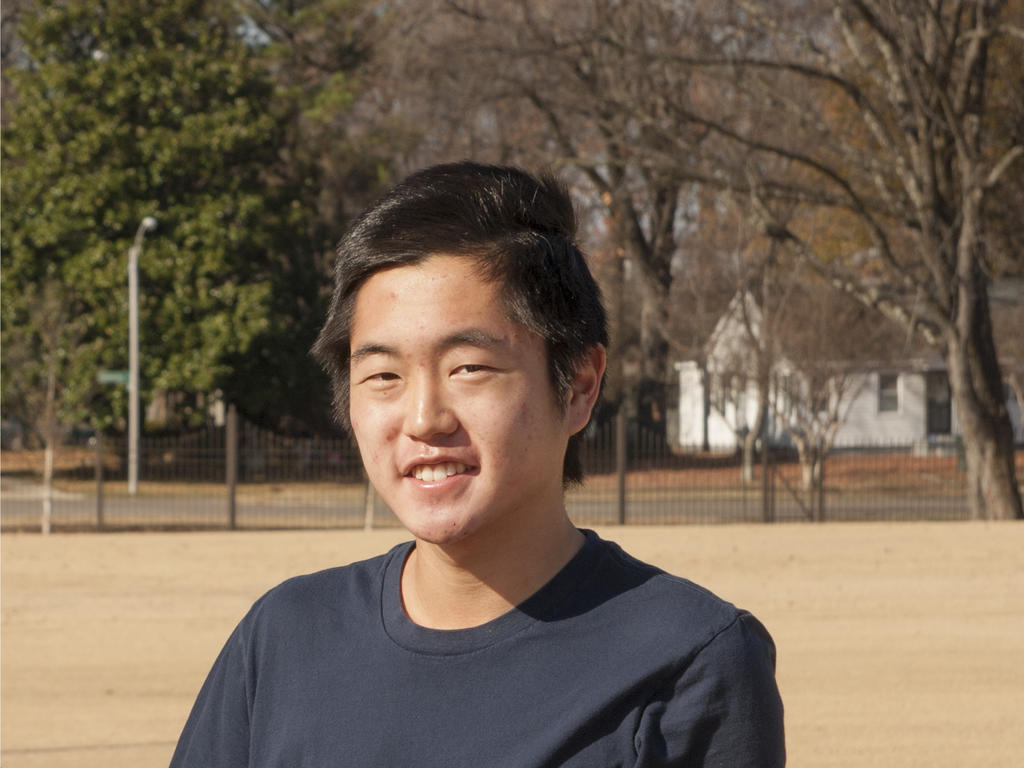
[128,216,157,496]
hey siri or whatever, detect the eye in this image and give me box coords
[452,363,497,377]
[357,371,401,388]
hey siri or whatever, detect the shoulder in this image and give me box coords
[241,541,410,634]
[585,532,774,663]
[591,536,785,764]
[591,534,750,641]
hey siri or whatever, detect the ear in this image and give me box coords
[566,344,607,435]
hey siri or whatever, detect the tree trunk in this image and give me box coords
[741,432,757,486]
[792,436,809,490]
[701,366,711,452]
[41,351,57,535]
[1007,373,1024,434]
[946,236,1023,520]
[799,451,819,494]
[741,379,769,486]
[947,339,1023,520]
[42,440,53,536]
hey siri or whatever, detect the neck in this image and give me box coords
[400,514,584,630]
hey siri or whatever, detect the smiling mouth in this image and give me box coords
[410,462,470,482]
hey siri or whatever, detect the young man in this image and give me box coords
[171,163,785,766]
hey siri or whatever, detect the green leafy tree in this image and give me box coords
[2,0,331,435]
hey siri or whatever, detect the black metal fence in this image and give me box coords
[1,411,998,532]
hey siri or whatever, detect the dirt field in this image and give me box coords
[2,522,1022,767]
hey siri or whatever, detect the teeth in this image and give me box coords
[412,462,467,482]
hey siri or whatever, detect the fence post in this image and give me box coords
[816,456,826,522]
[226,403,238,530]
[94,433,104,531]
[761,441,773,523]
[615,409,627,524]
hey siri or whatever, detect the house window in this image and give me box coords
[878,373,899,413]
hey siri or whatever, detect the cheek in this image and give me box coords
[349,402,396,457]
[492,401,552,460]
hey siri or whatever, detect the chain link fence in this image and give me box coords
[2,410,1001,532]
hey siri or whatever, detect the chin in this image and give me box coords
[396,509,489,548]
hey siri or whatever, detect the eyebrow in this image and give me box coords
[350,329,505,363]
[349,343,396,363]
[439,329,504,352]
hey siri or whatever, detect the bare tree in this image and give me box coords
[584,0,1024,518]
[377,0,720,432]
[699,248,781,484]
[751,1,1022,519]
[1,280,85,534]
[701,246,899,489]
[703,288,774,480]
[772,279,902,495]
[379,0,1022,517]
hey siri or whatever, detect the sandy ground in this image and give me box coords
[2,522,1022,767]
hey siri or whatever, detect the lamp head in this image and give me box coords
[141,216,157,232]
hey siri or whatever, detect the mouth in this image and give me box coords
[408,462,473,483]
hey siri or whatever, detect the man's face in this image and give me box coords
[347,255,589,547]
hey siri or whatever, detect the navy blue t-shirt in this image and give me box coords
[171,530,784,766]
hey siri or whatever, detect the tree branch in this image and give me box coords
[985,145,1024,190]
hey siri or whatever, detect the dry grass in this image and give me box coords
[2,522,1022,767]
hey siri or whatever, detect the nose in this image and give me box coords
[403,371,458,441]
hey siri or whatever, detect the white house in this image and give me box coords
[675,293,1024,452]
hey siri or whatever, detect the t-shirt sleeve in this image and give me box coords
[169,619,252,767]
[635,611,785,767]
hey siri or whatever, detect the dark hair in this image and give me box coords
[312,161,608,486]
